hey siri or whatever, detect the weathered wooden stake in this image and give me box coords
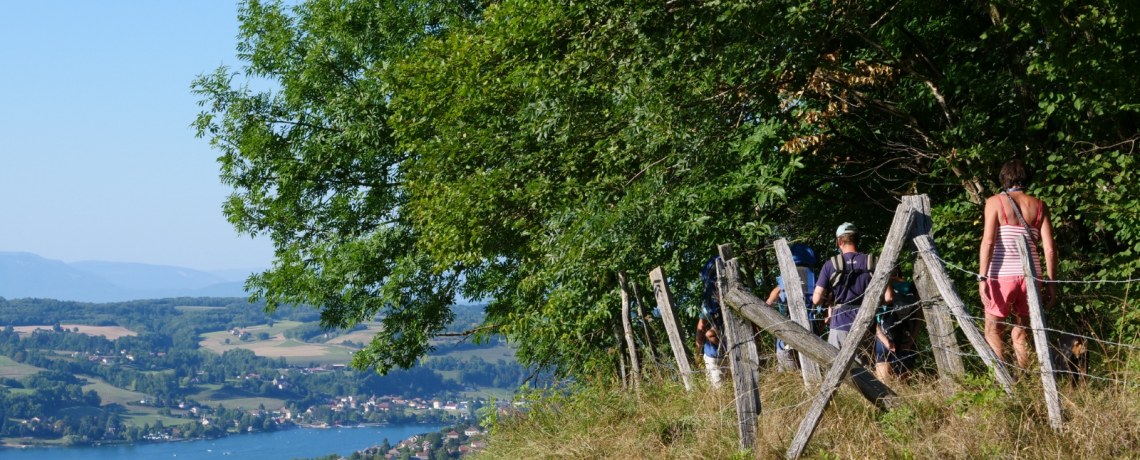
[614,325,628,389]
[786,203,913,460]
[717,244,761,452]
[648,266,694,391]
[631,280,659,367]
[1016,235,1064,431]
[720,259,896,408]
[914,235,1016,395]
[903,194,964,392]
[774,239,822,386]
[617,271,641,387]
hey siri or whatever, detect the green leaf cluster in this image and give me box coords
[195,0,1140,378]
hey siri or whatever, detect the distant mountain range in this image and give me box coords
[0,252,263,303]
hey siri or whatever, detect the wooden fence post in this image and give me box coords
[717,244,761,452]
[614,325,628,389]
[1016,235,1064,431]
[648,266,694,391]
[774,239,823,386]
[720,259,896,408]
[786,203,913,460]
[914,235,1016,395]
[630,280,659,367]
[617,271,641,388]
[903,195,964,392]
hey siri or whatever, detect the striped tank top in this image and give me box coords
[988,196,1043,278]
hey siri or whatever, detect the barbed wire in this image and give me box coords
[929,344,1140,388]
[944,308,1140,352]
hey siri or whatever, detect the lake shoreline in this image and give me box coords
[1,423,449,460]
[0,421,439,450]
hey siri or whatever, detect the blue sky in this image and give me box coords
[0,1,274,271]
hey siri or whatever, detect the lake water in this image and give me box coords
[1,424,447,459]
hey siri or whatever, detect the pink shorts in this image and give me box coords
[983,277,1031,318]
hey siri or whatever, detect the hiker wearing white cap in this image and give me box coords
[812,223,894,350]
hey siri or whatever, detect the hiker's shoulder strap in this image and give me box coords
[1002,191,1038,240]
[826,254,846,287]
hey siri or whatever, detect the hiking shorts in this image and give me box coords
[874,341,916,375]
[983,276,1032,318]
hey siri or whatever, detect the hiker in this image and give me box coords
[979,159,1058,370]
[813,223,894,351]
[696,256,728,388]
[765,243,820,372]
[874,270,922,381]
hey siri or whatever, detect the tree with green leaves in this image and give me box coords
[197,0,1140,380]
[193,0,481,373]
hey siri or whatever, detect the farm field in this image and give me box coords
[198,321,374,366]
[75,376,175,427]
[81,375,150,405]
[186,385,285,411]
[12,325,136,340]
[0,356,47,379]
[429,340,516,364]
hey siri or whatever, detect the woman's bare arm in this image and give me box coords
[979,196,1000,277]
[1039,201,1057,280]
[765,286,781,306]
[1039,201,1058,307]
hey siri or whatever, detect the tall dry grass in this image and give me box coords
[478,367,1140,459]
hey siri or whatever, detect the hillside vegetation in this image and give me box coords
[481,370,1140,459]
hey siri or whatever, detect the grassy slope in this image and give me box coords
[198,321,368,366]
[0,356,47,378]
[82,376,150,405]
[187,384,285,411]
[480,370,1140,459]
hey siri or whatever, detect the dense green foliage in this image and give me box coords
[195,0,1140,380]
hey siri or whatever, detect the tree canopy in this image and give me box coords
[195,0,1140,378]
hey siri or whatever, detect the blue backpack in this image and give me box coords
[699,256,724,329]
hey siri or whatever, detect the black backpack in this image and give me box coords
[826,253,878,294]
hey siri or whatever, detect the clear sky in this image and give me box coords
[0,1,274,271]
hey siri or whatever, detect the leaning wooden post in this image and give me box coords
[786,203,913,460]
[721,259,896,409]
[630,280,659,366]
[1016,235,1064,431]
[617,271,641,387]
[774,239,823,386]
[914,235,1016,395]
[648,267,694,391]
[903,194,964,392]
[716,244,761,452]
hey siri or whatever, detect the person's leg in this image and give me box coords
[1010,314,1032,370]
[1009,277,1033,370]
[828,329,849,349]
[874,341,894,381]
[703,354,723,389]
[984,313,1007,364]
[984,278,1015,365]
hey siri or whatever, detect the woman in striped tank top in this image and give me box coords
[979,160,1058,370]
